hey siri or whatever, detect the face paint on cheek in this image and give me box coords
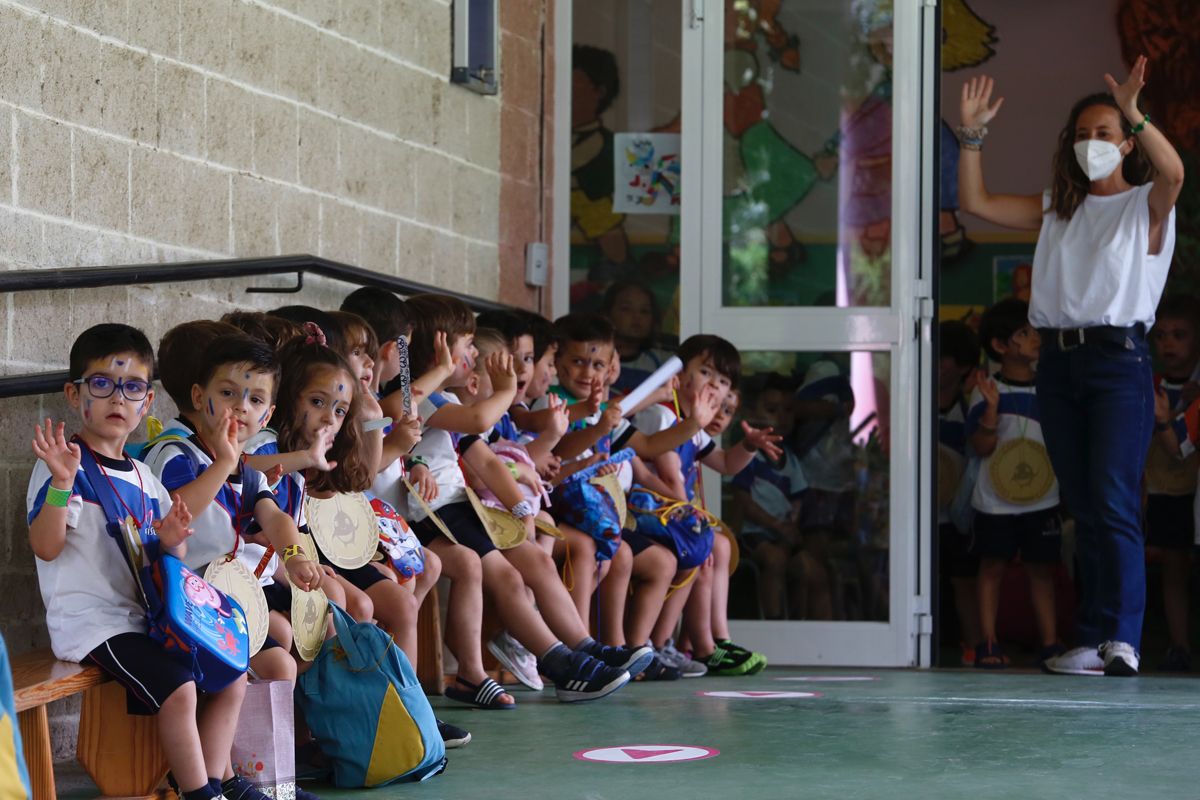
[258,409,270,426]
[207,397,215,417]
[83,398,91,420]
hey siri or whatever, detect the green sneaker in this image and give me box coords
[703,644,758,676]
[717,640,767,675]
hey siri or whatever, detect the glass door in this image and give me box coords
[683,0,938,666]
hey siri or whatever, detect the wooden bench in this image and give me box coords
[12,649,167,800]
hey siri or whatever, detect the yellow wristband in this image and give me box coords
[282,544,305,563]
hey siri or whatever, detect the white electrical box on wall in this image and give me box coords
[525,242,549,287]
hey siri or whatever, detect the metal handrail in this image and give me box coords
[0,254,517,398]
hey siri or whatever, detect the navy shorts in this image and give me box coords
[413,501,497,558]
[86,632,204,716]
[622,528,656,556]
[939,522,979,578]
[317,553,389,591]
[1145,493,1195,550]
[262,581,292,614]
[972,508,1062,564]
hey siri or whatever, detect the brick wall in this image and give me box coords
[0,0,553,758]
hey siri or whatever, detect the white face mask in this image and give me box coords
[1073,139,1124,181]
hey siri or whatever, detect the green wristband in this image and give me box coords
[1131,113,1150,135]
[45,485,72,508]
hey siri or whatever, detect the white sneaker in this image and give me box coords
[488,631,544,691]
[658,639,707,678]
[1042,645,1104,676]
[1099,641,1139,677]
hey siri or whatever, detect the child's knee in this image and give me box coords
[483,553,525,595]
[422,549,443,583]
[161,680,199,713]
[251,647,298,683]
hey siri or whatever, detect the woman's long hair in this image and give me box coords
[1049,93,1154,221]
[274,338,373,493]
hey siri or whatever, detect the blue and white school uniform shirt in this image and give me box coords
[966,376,1059,515]
[142,418,276,577]
[732,448,807,539]
[27,454,172,662]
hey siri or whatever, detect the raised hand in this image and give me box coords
[32,419,81,486]
[690,385,721,430]
[154,496,194,548]
[546,393,570,439]
[977,372,1000,408]
[485,352,517,394]
[1105,54,1146,119]
[585,379,605,416]
[432,331,454,377]
[741,421,783,461]
[211,410,242,467]
[960,75,1004,129]
[306,425,338,472]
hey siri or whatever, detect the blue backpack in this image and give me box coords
[296,603,446,787]
[0,632,31,798]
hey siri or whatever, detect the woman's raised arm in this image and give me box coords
[957,76,1044,231]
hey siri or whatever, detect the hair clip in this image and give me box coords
[303,321,327,346]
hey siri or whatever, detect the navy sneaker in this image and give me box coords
[549,650,630,703]
[221,776,272,800]
[580,640,655,677]
[437,719,472,749]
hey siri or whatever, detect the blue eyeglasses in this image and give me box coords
[74,375,151,401]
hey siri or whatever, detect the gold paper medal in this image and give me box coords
[989,438,1055,505]
[291,587,329,662]
[937,444,965,512]
[464,487,528,550]
[204,557,269,657]
[304,493,381,570]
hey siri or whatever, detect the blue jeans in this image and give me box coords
[1036,336,1152,648]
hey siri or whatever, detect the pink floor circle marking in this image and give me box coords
[697,690,821,700]
[573,745,720,764]
[775,676,879,682]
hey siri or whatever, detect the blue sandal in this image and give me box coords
[445,676,517,710]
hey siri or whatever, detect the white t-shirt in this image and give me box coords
[27,455,173,662]
[1029,184,1176,328]
[142,419,276,578]
[967,377,1060,515]
[408,392,468,520]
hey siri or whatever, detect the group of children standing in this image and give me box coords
[26,283,777,799]
[938,294,1200,674]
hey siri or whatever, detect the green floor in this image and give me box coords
[59,668,1200,799]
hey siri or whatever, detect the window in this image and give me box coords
[451,0,498,95]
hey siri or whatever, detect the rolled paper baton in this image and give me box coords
[396,336,413,417]
[617,355,683,417]
[363,416,393,432]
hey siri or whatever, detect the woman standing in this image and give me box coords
[957,57,1183,676]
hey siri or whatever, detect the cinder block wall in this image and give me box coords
[0,0,554,758]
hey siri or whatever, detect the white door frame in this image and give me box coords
[551,0,938,667]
